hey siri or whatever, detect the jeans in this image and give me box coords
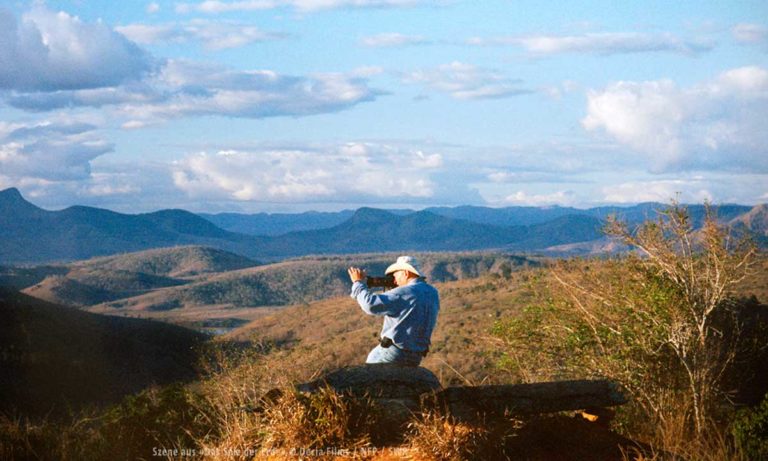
[366,344,422,367]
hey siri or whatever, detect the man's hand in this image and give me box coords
[347,266,367,283]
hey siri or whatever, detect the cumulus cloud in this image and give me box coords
[172,142,443,202]
[467,32,713,56]
[0,120,113,181]
[403,62,533,100]
[0,6,379,121]
[360,33,428,47]
[582,66,768,173]
[0,5,154,92]
[176,0,431,14]
[116,20,288,50]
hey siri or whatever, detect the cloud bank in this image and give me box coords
[0,6,381,123]
[0,6,154,92]
[172,143,443,203]
[582,66,768,173]
[0,120,113,182]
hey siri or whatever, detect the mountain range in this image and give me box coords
[1,187,764,264]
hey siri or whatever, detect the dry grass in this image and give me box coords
[260,387,378,453]
[405,406,523,461]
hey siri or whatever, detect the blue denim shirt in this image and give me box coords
[350,278,439,353]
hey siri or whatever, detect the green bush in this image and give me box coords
[733,394,768,460]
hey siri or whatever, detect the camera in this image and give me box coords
[366,275,396,289]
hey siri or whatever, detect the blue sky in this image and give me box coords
[0,0,766,212]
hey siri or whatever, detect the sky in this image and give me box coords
[0,0,766,213]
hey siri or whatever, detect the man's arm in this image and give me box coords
[348,266,402,316]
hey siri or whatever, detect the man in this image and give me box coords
[348,255,440,366]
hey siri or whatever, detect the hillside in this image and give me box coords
[223,254,768,388]
[0,288,207,417]
[222,275,525,385]
[19,246,259,308]
[67,245,260,277]
[86,252,536,314]
[730,203,768,246]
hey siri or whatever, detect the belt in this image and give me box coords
[380,337,429,357]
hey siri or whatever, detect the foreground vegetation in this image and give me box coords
[2,204,767,460]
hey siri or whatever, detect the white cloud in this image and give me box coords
[8,83,161,111]
[360,33,427,47]
[0,5,154,91]
[468,32,713,56]
[0,120,113,181]
[732,23,767,46]
[121,120,150,130]
[403,61,533,100]
[114,61,382,121]
[6,58,382,120]
[116,20,287,50]
[601,180,713,204]
[487,171,577,184]
[176,0,431,14]
[582,66,768,173]
[146,3,161,14]
[499,190,577,206]
[172,143,443,202]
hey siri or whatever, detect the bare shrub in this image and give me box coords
[494,202,759,446]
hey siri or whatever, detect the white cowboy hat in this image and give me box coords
[385,255,423,277]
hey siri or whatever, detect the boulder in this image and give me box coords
[296,364,442,431]
[432,379,627,423]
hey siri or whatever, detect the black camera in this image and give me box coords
[366,275,396,289]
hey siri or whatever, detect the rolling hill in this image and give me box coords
[20,246,260,307]
[0,288,207,417]
[84,252,536,313]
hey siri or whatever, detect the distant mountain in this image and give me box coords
[1,187,762,264]
[200,210,356,236]
[0,188,259,263]
[730,204,768,237]
[0,288,206,417]
[203,202,753,236]
[255,208,529,257]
